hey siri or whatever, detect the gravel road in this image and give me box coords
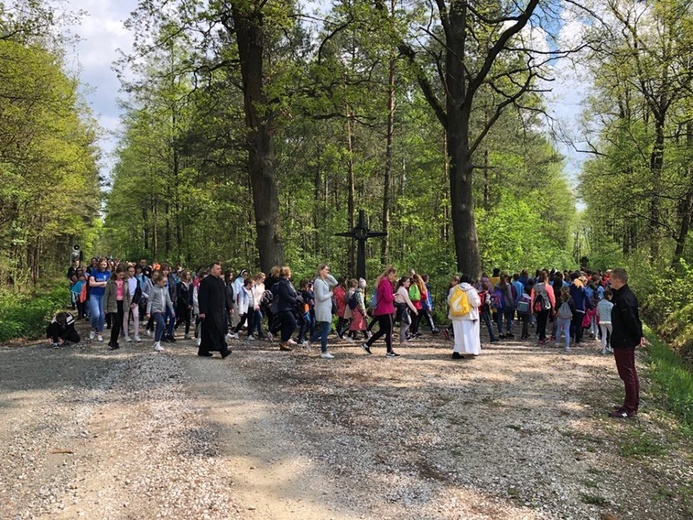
[1,325,692,520]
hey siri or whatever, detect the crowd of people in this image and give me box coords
[58,258,643,419]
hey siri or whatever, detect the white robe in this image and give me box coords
[452,319,481,356]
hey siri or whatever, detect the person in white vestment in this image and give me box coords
[448,274,482,359]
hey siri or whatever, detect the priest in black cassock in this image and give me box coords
[198,261,232,358]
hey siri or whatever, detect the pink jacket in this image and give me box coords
[374,278,395,316]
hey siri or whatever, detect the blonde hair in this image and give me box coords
[374,264,397,289]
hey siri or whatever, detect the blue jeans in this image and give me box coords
[481,311,496,342]
[556,317,571,349]
[89,294,106,331]
[311,321,331,353]
[153,312,166,342]
[165,307,175,336]
[250,309,264,337]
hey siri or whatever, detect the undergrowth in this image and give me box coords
[0,283,68,343]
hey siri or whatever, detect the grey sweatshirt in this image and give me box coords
[147,285,174,315]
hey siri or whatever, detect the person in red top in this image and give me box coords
[333,277,348,339]
[361,265,399,357]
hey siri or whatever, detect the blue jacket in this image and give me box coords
[569,283,590,313]
[276,278,298,313]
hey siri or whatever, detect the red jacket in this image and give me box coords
[374,278,395,316]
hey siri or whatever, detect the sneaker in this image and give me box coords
[248,335,256,341]
[226,332,239,340]
[287,339,297,346]
[133,335,142,342]
[601,348,608,355]
[366,331,373,339]
[52,342,60,349]
[167,334,177,343]
[279,342,293,352]
[360,343,372,355]
[609,409,636,419]
[345,337,355,343]
[97,335,104,342]
[108,343,120,350]
[565,347,571,353]
[266,331,274,343]
[320,352,334,359]
[154,342,165,352]
[146,330,153,337]
[301,340,311,351]
[89,331,95,340]
[124,336,132,342]
[386,351,401,358]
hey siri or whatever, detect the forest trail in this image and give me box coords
[1,327,692,520]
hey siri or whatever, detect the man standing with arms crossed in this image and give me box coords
[608,268,645,419]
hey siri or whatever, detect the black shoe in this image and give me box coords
[386,350,401,358]
[506,332,514,338]
[167,334,177,343]
[221,349,232,359]
[360,343,372,355]
[108,343,120,350]
[162,336,171,343]
[197,352,213,357]
[451,352,464,360]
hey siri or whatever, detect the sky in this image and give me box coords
[63,1,588,184]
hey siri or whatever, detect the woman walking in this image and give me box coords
[361,265,399,357]
[88,258,111,342]
[310,264,338,358]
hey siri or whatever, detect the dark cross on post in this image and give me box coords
[335,210,387,280]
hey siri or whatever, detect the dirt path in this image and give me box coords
[1,326,692,520]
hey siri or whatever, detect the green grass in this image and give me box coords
[579,493,608,506]
[618,431,666,459]
[645,332,693,433]
[0,283,69,342]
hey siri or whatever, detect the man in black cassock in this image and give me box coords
[198,261,232,358]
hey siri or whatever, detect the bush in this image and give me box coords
[646,332,693,432]
[0,283,69,343]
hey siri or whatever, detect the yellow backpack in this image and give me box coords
[450,285,472,317]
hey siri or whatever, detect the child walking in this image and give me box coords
[103,264,130,351]
[597,289,614,354]
[146,272,175,352]
[555,287,575,352]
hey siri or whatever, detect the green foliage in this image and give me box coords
[645,333,693,431]
[0,284,67,342]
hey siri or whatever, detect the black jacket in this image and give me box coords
[610,284,643,349]
[276,278,298,312]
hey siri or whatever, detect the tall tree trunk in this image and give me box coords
[672,121,693,268]
[230,4,284,273]
[381,0,397,265]
[447,3,481,278]
[648,114,665,260]
[345,97,355,275]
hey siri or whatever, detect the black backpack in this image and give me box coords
[348,291,359,310]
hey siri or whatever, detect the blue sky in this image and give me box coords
[65,1,588,184]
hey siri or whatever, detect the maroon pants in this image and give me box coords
[613,347,639,413]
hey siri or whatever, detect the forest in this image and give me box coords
[3,0,693,359]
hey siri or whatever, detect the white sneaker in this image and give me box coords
[366,331,373,339]
[89,331,95,340]
[124,336,132,342]
[345,337,355,343]
[133,335,141,342]
[266,331,274,343]
[154,342,165,352]
[287,339,297,346]
[146,330,152,337]
[302,340,311,351]
[97,335,103,342]
[320,352,334,359]
[226,332,239,340]
[248,335,256,341]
